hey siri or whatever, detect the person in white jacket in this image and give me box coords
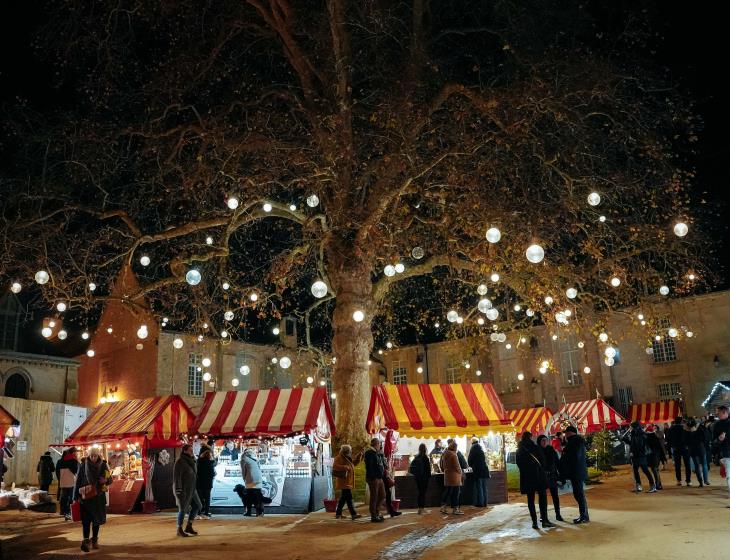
[240,449,264,516]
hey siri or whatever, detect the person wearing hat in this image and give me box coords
[559,426,589,524]
[37,451,55,492]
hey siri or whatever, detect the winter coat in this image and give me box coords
[516,440,547,494]
[646,433,666,467]
[456,450,468,471]
[624,429,651,460]
[364,447,385,481]
[37,455,55,486]
[72,458,112,526]
[467,443,490,479]
[685,428,706,457]
[196,456,216,491]
[441,449,463,487]
[712,419,730,459]
[559,435,588,482]
[332,452,360,490]
[56,452,79,489]
[541,444,561,487]
[409,454,432,482]
[173,452,199,510]
[667,422,686,449]
[241,453,263,489]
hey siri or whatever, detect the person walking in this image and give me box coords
[559,426,589,524]
[645,425,665,490]
[700,419,713,484]
[173,444,202,537]
[440,440,464,515]
[241,448,264,517]
[468,437,490,508]
[409,443,432,514]
[516,432,554,529]
[37,451,55,492]
[196,445,216,519]
[332,444,363,520]
[56,447,79,521]
[713,405,730,502]
[73,448,113,552]
[624,422,657,493]
[364,438,386,522]
[685,419,707,487]
[537,434,564,521]
[668,416,691,485]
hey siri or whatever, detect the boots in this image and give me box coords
[531,515,539,530]
[184,521,198,535]
[542,519,556,528]
[80,539,90,552]
[91,537,99,550]
[177,526,188,537]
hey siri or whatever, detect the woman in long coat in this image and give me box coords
[173,444,202,536]
[72,448,113,552]
[196,446,216,518]
[439,441,464,515]
[332,444,363,520]
[516,432,555,529]
[537,435,564,521]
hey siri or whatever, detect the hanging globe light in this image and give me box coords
[477,284,488,296]
[497,333,507,342]
[395,263,405,274]
[544,296,554,305]
[87,349,95,357]
[82,331,90,340]
[185,269,202,285]
[526,308,535,317]
[486,308,499,321]
[222,282,230,290]
[490,333,500,341]
[279,356,292,369]
[506,343,512,350]
[221,330,229,338]
[564,309,572,317]
[599,215,606,222]
[525,244,545,264]
[41,326,53,338]
[386,341,393,349]
[240,365,250,375]
[140,255,151,267]
[173,338,184,349]
[447,310,459,323]
[35,270,50,285]
[486,227,501,243]
[411,246,425,259]
[539,366,547,374]
[456,316,464,324]
[566,287,577,299]
[202,372,212,382]
[231,378,240,387]
[384,265,396,277]
[673,222,689,237]
[587,192,601,206]
[668,328,678,338]
[583,366,591,374]
[88,282,97,292]
[514,304,522,312]
[224,310,234,321]
[604,346,617,358]
[517,372,525,381]
[202,357,212,368]
[250,293,259,302]
[197,335,204,342]
[10,282,22,294]
[610,276,621,287]
[604,357,615,367]
[56,302,67,312]
[306,194,320,207]
[273,327,280,335]
[686,331,694,338]
[206,236,214,245]
[659,285,670,296]
[478,298,493,313]
[477,317,485,326]
[227,196,239,210]
[263,202,273,212]
[577,341,585,348]
[476,370,482,377]
[352,310,365,322]
[289,204,297,211]
[555,311,567,324]
[490,272,500,283]
[306,376,314,384]
[137,326,149,339]
[58,330,68,340]
[599,332,609,343]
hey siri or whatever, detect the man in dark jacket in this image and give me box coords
[173,444,202,537]
[364,438,386,523]
[56,447,79,520]
[559,426,589,524]
[623,422,656,492]
[196,446,216,518]
[37,451,55,491]
[468,437,490,507]
[667,417,691,485]
[713,405,730,498]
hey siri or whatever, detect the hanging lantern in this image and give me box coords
[311,280,328,298]
[273,327,280,335]
[525,244,545,264]
[173,338,184,349]
[506,343,512,350]
[411,246,425,259]
[486,227,501,243]
[384,265,396,277]
[224,310,234,321]
[279,356,291,369]
[447,310,459,323]
[263,202,273,212]
[227,196,239,210]
[526,308,535,317]
[544,296,554,305]
[599,215,606,222]
[539,367,547,374]
[240,365,250,375]
[673,222,688,237]
[478,298,493,313]
[206,236,214,245]
[306,194,320,207]
[231,378,240,387]
[514,304,521,312]
[583,366,591,374]
[289,204,297,211]
[87,349,95,357]
[82,331,90,340]
[668,328,678,338]
[659,285,670,296]
[10,282,22,294]
[517,372,525,381]
[35,270,50,284]
[587,192,601,206]
[221,330,229,338]
[250,293,259,302]
[477,317,485,325]
[222,281,230,290]
[566,287,577,299]
[486,308,499,321]
[477,284,488,295]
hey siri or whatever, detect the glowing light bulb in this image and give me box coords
[10,282,22,294]
[477,317,485,326]
[544,296,554,305]
[41,327,53,338]
[289,204,297,211]
[604,346,617,358]
[486,308,499,321]
[417,367,423,374]
[206,236,214,245]
[140,255,150,267]
[87,349,95,357]
[250,293,258,302]
[566,287,577,299]
[221,330,228,338]
[279,356,291,369]
[517,373,525,381]
[185,269,201,286]
[224,310,234,321]
[231,378,240,387]
[610,276,621,287]
[478,298,492,313]
[273,327,280,335]
[173,338,184,349]
[477,284,488,295]
[306,194,319,207]
[82,331,90,340]
[35,270,49,284]
[263,203,273,212]
[227,196,239,209]
[525,244,545,264]
[486,227,501,243]
[202,372,212,382]
[583,366,591,374]
[311,280,328,298]
[56,302,67,312]
[599,332,608,343]
[673,222,688,237]
[306,376,314,384]
[353,310,365,322]
[240,365,250,375]
[599,215,606,222]
[58,330,67,340]
[384,265,396,277]
[659,285,670,296]
[526,308,535,317]
[222,282,230,290]
[137,326,148,339]
[587,192,601,206]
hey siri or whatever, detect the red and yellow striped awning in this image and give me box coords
[65,396,194,446]
[629,401,682,425]
[508,407,554,435]
[554,399,627,434]
[366,383,511,437]
[0,405,20,447]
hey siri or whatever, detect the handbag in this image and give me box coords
[79,484,98,500]
[331,468,347,479]
[70,500,81,522]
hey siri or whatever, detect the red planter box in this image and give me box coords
[390,499,401,512]
[141,500,157,514]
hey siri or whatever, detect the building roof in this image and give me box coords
[0,350,79,367]
[701,381,730,409]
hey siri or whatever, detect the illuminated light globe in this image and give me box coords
[306,194,319,208]
[604,346,617,358]
[208,381,215,388]
[231,378,240,387]
[107,327,113,334]
[434,322,440,328]
[525,244,545,264]
[87,349,95,357]
[605,357,615,367]
[58,330,68,340]
[384,265,396,277]
[478,298,493,313]
[544,296,554,305]
[136,343,144,351]
[477,317,485,326]
[11,282,22,294]
[279,356,292,369]
[577,341,585,348]
[306,376,314,384]
[476,370,482,377]
[583,366,591,374]
[610,276,621,287]
[394,263,405,274]
[250,293,259,302]
[659,285,670,296]
[456,317,464,324]
[41,327,53,338]
[173,338,184,349]
[221,330,228,338]
[464,362,471,369]
[330,393,337,400]
[137,326,148,339]
[447,310,459,323]
[263,203,273,212]
[227,196,239,209]
[506,343,512,350]
[673,222,689,237]
[224,310,234,321]
[197,335,204,342]
[140,255,150,267]
[477,284,488,295]
[555,311,567,324]
[517,373,525,381]
[352,310,365,322]
[564,309,572,317]
[514,304,522,312]
[539,367,547,374]
[526,308,535,317]
[310,280,328,299]
[552,334,558,341]
[57,302,67,312]
[485,227,501,243]
[411,246,425,259]
[587,192,601,206]
[185,269,202,286]
[202,358,212,368]
[668,328,678,338]
[88,282,97,292]
[497,333,507,343]
[49,320,56,328]
[35,270,50,285]
[490,333,500,342]
[490,272,500,283]
[686,331,694,338]
[486,308,499,321]
[202,372,212,382]
[566,287,578,299]
[206,236,213,245]
[386,342,393,349]
[273,327,280,335]
[289,204,297,211]
[240,365,250,375]
[645,347,654,354]
[599,332,609,343]
[82,331,90,340]
[320,379,326,386]
[222,282,230,290]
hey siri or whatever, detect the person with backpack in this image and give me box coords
[331,444,363,520]
[409,443,432,514]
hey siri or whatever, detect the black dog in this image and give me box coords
[233,484,272,516]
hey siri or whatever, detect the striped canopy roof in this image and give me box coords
[629,401,682,425]
[0,405,20,447]
[366,383,511,437]
[66,396,194,445]
[192,387,335,438]
[555,399,627,434]
[507,407,554,436]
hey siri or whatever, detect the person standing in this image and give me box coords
[713,406,730,502]
[537,435,564,521]
[364,438,386,522]
[196,445,216,519]
[409,443,432,514]
[623,422,656,493]
[37,451,55,492]
[56,447,79,520]
[332,444,363,520]
[440,440,464,515]
[468,437,490,508]
[381,450,402,518]
[173,444,202,537]
[73,448,112,552]
[241,448,264,517]
[516,432,554,529]
[654,424,669,471]
[667,417,691,485]
[685,419,707,487]
[551,432,564,453]
[700,419,713,484]
[429,439,445,456]
[645,425,665,490]
[559,426,589,524]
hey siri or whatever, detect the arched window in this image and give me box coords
[4,372,29,399]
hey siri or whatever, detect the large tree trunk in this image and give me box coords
[329,253,374,452]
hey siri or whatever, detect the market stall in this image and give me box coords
[628,400,682,425]
[191,387,335,514]
[366,382,512,508]
[63,395,194,513]
[507,407,554,436]
[0,405,20,489]
[552,398,627,434]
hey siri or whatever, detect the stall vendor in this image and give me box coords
[219,441,240,461]
[429,439,445,456]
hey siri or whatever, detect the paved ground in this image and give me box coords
[2,466,729,560]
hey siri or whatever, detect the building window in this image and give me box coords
[391,361,407,385]
[235,352,254,391]
[657,383,682,400]
[188,353,203,397]
[558,334,583,386]
[445,358,461,384]
[652,319,677,363]
[496,344,519,393]
[616,386,634,416]
[285,318,295,336]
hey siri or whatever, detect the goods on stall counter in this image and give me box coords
[0,487,54,510]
